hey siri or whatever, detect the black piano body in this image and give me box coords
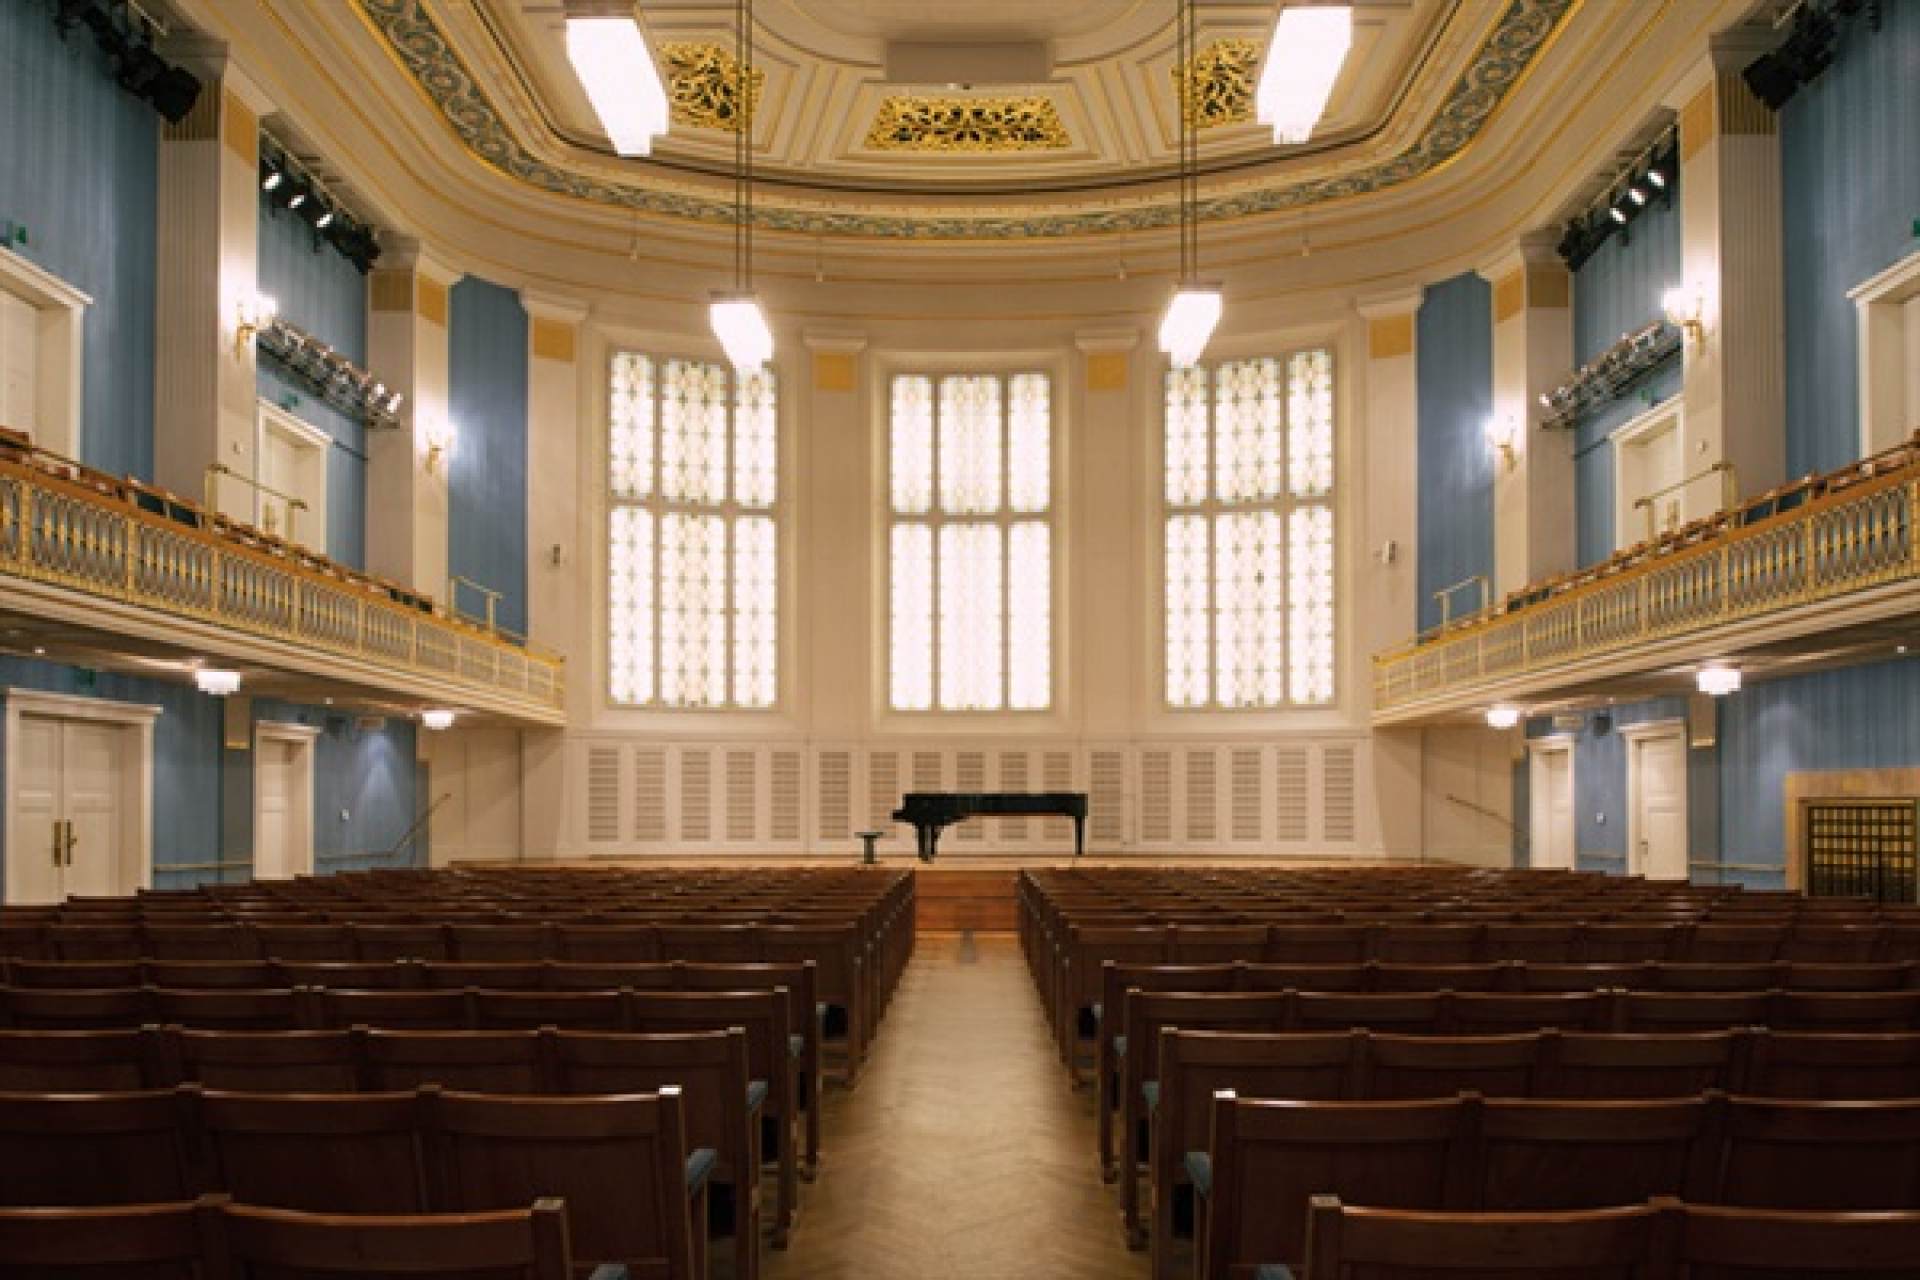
[890,792,1089,862]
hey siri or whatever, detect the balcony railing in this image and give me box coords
[0,438,563,716]
[1374,434,1920,714]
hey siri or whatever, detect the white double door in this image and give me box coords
[1628,726,1688,881]
[9,715,127,903]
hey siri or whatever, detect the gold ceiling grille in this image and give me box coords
[1173,38,1262,130]
[865,96,1070,152]
[660,42,764,133]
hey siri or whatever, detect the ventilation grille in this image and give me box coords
[725,750,758,843]
[1231,748,1263,843]
[770,750,802,843]
[1275,746,1309,843]
[1185,749,1217,843]
[955,751,986,843]
[587,746,621,844]
[998,751,1030,843]
[633,748,667,843]
[680,749,712,842]
[816,749,852,843]
[912,750,943,792]
[1323,744,1357,842]
[1141,750,1173,844]
[868,751,901,843]
[1042,750,1074,843]
[1090,749,1125,847]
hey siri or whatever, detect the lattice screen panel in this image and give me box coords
[1805,800,1917,904]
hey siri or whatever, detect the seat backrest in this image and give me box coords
[425,1089,697,1280]
[1716,1098,1920,1211]
[1518,963,1653,993]
[418,963,548,991]
[46,925,142,964]
[1744,1031,1920,1099]
[1580,925,1683,963]
[0,1028,162,1090]
[1618,991,1772,1033]
[1,986,149,1030]
[143,961,280,990]
[360,1030,544,1092]
[1242,963,1369,993]
[0,1199,206,1279]
[1473,1096,1717,1210]
[149,988,306,1032]
[1770,990,1920,1032]
[1676,1201,1920,1277]
[447,923,550,964]
[1157,1030,1360,1184]
[1374,963,1507,993]
[656,925,762,964]
[1301,1196,1665,1279]
[1294,991,1444,1033]
[172,1030,360,1092]
[1780,924,1884,964]
[199,1089,429,1213]
[1125,990,1294,1094]
[143,924,261,962]
[252,925,354,963]
[553,925,660,964]
[1266,925,1370,965]
[546,962,678,991]
[548,1029,752,1181]
[624,989,789,1094]
[1484,924,1579,963]
[1363,1034,1540,1100]
[1447,992,1613,1034]
[1373,924,1484,965]
[1167,925,1268,965]
[1649,963,1782,992]
[6,960,144,989]
[0,1091,198,1207]
[317,989,471,1030]
[215,1195,574,1280]
[1204,1092,1473,1272]
[351,924,450,964]
[1781,961,1913,991]
[470,989,628,1031]
[1688,925,1787,964]
[276,961,418,991]
[1539,1031,1741,1099]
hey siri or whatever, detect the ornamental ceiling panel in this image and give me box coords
[336,0,1577,238]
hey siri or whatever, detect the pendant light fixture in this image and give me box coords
[710,0,773,371]
[1158,0,1221,369]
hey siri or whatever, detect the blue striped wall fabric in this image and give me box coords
[448,278,530,640]
[1780,0,1920,477]
[0,0,157,479]
[1415,272,1495,633]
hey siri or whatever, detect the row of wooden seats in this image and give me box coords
[1,1086,703,1280]
[0,1193,602,1280]
[1283,1195,1920,1280]
[1197,1091,1920,1280]
[1142,1028,1920,1275]
[1097,986,1920,1198]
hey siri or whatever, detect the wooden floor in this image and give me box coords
[759,932,1149,1280]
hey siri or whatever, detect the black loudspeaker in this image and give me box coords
[1591,711,1613,737]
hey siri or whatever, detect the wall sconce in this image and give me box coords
[1485,705,1521,730]
[420,708,457,731]
[234,293,278,356]
[1662,283,1708,352]
[421,417,457,477]
[194,668,242,697]
[1484,415,1520,472]
[1696,664,1742,697]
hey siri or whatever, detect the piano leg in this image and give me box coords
[1073,815,1085,857]
[917,824,935,863]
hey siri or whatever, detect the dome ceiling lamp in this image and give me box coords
[1158,0,1221,370]
[709,0,774,372]
[563,0,671,157]
[1255,4,1354,145]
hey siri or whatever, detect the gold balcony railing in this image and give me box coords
[0,439,563,715]
[1374,435,1920,714]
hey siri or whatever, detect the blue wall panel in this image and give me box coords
[1780,1,1920,476]
[0,0,157,479]
[1415,273,1494,633]
[1570,172,1684,567]
[256,199,370,568]
[448,278,529,638]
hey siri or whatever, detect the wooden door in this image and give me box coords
[1636,735,1687,881]
[255,740,295,881]
[9,714,64,904]
[59,721,124,899]
[0,290,37,438]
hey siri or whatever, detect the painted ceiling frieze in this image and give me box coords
[354,0,1575,240]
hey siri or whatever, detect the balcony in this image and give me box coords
[1373,433,1920,725]
[0,434,564,725]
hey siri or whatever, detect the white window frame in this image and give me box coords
[0,245,90,460]
[1161,348,1338,711]
[886,369,1055,714]
[604,351,780,711]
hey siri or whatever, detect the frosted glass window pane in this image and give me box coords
[1165,366,1209,506]
[1289,505,1335,704]
[1008,521,1050,709]
[938,375,1003,515]
[1008,373,1051,514]
[938,522,1004,710]
[608,506,654,704]
[890,524,934,711]
[1214,510,1285,708]
[734,367,777,509]
[1288,349,1334,498]
[1166,514,1211,708]
[609,352,654,499]
[733,515,777,708]
[660,512,728,707]
[1215,357,1284,503]
[890,375,934,515]
[661,359,728,503]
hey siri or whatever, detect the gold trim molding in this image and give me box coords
[660,42,763,134]
[1173,39,1262,132]
[864,96,1070,153]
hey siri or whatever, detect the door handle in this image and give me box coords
[62,819,78,866]
[50,819,61,868]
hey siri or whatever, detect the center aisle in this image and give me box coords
[762,932,1150,1280]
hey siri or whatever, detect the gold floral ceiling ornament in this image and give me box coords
[1174,38,1262,131]
[865,96,1070,152]
[660,41,763,133]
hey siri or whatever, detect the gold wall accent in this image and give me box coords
[1172,39,1262,131]
[1527,263,1570,308]
[163,82,222,142]
[417,277,449,327]
[1679,84,1714,161]
[531,317,576,363]
[1493,270,1525,323]
[812,351,856,393]
[371,270,415,313]
[660,42,764,134]
[1368,314,1415,360]
[865,96,1070,152]
[1086,352,1129,392]
[1715,68,1776,137]
[222,92,258,164]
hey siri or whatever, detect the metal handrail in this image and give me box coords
[1632,460,1738,542]
[448,576,504,632]
[205,462,309,542]
[1431,575,1491,628]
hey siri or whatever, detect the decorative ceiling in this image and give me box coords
[349,0,1574,239]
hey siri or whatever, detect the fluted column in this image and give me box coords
[1485,236,1575,596]
[1073,327,1141,739]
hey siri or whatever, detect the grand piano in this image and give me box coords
[890,792,1089,862]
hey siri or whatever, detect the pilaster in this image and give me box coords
[1483,236,1575,596]
[802,330,869,738]
[1074,328,1141,739]
[364,241,461,596]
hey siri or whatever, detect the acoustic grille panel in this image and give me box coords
[1275,745,1310,842]
[815,749,852,843]
[633,748,668,842]
[680,749,712,842]
[1231,747,1263,843]
[1185,748,1218,843]
[1090,748,1126,846]
[587,746,621,843]
[1323,744,1356,842]
[955,751,987,843]
[997,751,1029,842]
[1140,749,1174,844]
[770,750,802,843]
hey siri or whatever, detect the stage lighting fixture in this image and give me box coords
[1743,52,1799,109]
[1609,206,1628,226]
